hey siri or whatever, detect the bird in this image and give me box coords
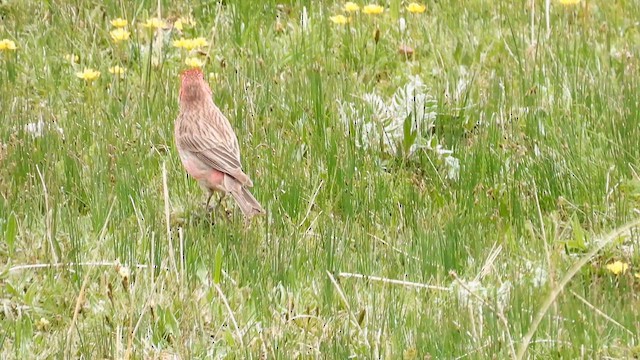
[174,68,264,219]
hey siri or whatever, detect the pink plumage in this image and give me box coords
[175,68,264,218]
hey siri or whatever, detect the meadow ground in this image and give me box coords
[1,0,640,358]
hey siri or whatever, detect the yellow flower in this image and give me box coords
[330,15,350,25]
[174,19,183,31]
[344,2,360,12]
[76,68,101,82]
[108,66,126,77]
[110,18,128,27]
[606,261,629,275]
[172,37,192,49]
[406,2,426,13]
[558,0,580,4]
[192,37,208,48]
[174,16,196,31]
[185,57,205,68]
[110,28,131,42]
[635,273,640,279]
[65,54,79,63]
[172,37,208,50]
[142,17,165,29]
[362,4,384,15]
[0,39,17,51]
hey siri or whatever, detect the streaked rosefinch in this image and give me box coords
[175,68,265,218]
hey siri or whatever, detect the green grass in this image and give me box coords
[1,0,640,358]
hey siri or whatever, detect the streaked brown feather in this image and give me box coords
[176,89,252,186]
[175,68,264,218]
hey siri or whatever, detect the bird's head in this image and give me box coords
[179,68,212,107]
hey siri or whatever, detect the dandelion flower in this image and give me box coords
[108,66,126,77]
[558,0,580,4]
[172,37,192,49]
[363,4,384,15]
[192,37,208,48]
[76,68,101,82]
[174,19,184,31]
[110,18,128,27]
[406,2,426,13]
[172,37,208,50]
[185,57,205,68]
[65,54,79,63]
[110,28,131,42]
[0,39,17,51]
[142,17,166,29]
[344,2,360,12]
[330,15,350,25]
[606,261,629,275]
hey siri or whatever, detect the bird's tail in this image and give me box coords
[230,187,265,219]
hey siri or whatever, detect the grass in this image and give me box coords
[1,0,640,358]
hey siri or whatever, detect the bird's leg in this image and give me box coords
[215,192,226,209]
[203,191,232,221]
[204,191,223,225]
[205,191,214,210]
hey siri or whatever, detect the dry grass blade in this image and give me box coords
[215,284,245,348]
[162,162,179,279]
[8,261,169,273]
[338,272,450,291]
[474,242,502,282]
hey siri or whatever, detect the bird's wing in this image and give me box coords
[176,109,253,185]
